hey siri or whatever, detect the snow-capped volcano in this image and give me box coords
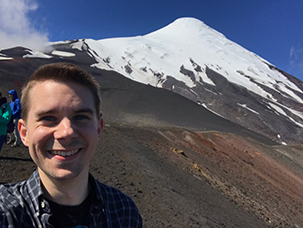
[81,17,303,144]
[2,17,303,144]
[86,18,301,96]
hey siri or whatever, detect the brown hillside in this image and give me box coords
[1,123,302,227]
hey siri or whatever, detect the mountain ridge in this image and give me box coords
[83,17,303,144]
[1,17,303,144]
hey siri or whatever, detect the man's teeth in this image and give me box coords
[50,150,78,157]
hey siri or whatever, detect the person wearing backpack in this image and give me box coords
[0,95,12,152]
[7,89,21,147]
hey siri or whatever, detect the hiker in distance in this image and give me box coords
[7,89,21,147]
[0,93,12,152]
[0,62,142,228]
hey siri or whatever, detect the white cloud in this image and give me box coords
[0,0,48,51]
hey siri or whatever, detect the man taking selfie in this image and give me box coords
[0,62,142,228]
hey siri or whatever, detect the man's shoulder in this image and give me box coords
[0,180,39,227]
[93,178,142,226]
[0,181,30,225]
[93,178,139,209]
[95,179,133,200]
[0,181,26,194]
[0,181,27,206]
[0,171,40,208]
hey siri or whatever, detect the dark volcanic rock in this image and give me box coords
[1,124,303,227]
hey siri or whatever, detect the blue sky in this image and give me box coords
[1,0,303,81]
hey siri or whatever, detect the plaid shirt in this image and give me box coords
[0,170,142,228]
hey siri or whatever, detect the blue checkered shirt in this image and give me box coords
[0,170,142,228]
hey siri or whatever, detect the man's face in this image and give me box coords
[19,80,103,181]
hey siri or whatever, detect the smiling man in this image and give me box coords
[0,62,142,228]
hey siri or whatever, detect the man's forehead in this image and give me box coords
[29,80,95,108]
[31,80,91,94]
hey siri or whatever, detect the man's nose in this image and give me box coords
[54,117,78,140]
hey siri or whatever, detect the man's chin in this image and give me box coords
[40,166,84,182]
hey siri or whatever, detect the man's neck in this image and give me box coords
[39,169,90,206]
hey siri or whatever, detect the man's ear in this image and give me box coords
[97,118,103,138]
[18,119,29,147]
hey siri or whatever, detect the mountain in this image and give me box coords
[1,18,303,227]
[84,17,303,145]
[2,17,301,144]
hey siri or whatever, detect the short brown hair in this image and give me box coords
[21,62,102,121]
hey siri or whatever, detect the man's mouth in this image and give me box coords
[50,149,79,157]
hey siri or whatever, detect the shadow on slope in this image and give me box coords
[96,69,277,146]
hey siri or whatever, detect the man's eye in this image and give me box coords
[41,116,55,121]
[74,115,89,121]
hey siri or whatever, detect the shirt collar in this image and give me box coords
[27,170,105,209]
[89,173,104,204]
[26,169,45,213]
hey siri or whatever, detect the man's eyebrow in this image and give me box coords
[34,108,94,117]
[74,108,94,114]
[34,109,57,117]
